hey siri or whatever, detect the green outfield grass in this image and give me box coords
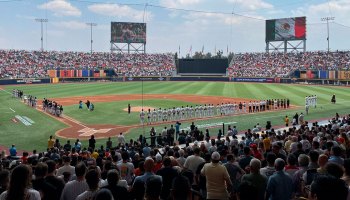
[64,99,197,126]
[1,82,350,151]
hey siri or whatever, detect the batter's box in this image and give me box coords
[78,128,112,137]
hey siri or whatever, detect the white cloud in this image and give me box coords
[88,4,153,22]
[292,0,350,21]
[183,11,264,26]
[53,21,87,30]
[183,12,242,25]
[38,0,81,17]
[160,0,202,8]
[228,0,273,11]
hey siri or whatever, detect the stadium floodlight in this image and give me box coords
[86,23,97,54]
[35,18,48,51]
[321,17,335,53]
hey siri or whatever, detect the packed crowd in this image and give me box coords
[1,112,350,200]
[0,50,175,79]
[228,51,350,78]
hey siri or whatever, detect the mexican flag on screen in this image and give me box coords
[266,17,306,41]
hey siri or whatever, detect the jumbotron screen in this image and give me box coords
[111,22,146,43]
[266,17,306,42]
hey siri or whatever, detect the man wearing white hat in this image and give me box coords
[201,151,232,200]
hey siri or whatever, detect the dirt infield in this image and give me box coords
[46,94,254,106]
[41,94,295,140]
[123,106,155,113]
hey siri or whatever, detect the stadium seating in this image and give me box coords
[1,113,349,200]
[228,51,350,78]
[0,50,176,79]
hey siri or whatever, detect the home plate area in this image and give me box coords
[78,127,112,137]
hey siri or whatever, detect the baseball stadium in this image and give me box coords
[1,0,350,200]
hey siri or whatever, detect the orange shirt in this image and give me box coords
[263,138,271,151]
[285,117,289,124]
[48,139,55,149]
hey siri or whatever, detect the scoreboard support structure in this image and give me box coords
[265,39,306,53]
[110,42,146,54]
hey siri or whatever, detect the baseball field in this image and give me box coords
[0,81,349,151]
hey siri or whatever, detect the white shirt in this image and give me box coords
[0,189,40,200]
[60,180,88,200]
[118,135,126,145]
[75,190,97,200]
[57,164,75,177]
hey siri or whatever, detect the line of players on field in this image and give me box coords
[13,89,38,108]
[139,99,290,124]
[42,98,64,117]
[305,95,317,114]
[305,95,317,108]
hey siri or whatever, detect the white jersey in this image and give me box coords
[140,111,145,119]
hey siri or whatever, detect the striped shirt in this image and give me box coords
[60,180,88,200]
[75,190,97,200]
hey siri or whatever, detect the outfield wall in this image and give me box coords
[0,78,51,85]
[1,75,350,85]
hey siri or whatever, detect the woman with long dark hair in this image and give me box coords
[0,164,40,200]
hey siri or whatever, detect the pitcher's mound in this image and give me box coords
[123,106,155,113]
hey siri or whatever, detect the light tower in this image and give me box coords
[86,23,97,53]
[35,18,48,51]
[321,17,335,53]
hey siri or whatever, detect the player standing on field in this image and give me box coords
[140,109,145,125]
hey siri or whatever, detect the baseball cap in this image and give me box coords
[211,151,220,161]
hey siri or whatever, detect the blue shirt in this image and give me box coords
[143,147,151,157]
[133,172,162,186]
[266,171,293,200]
[175,123,180,133]
[9,147,16,156]
[328,156,344,166]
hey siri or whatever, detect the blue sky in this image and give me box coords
[0,0,350,54]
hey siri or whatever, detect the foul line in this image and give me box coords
[0,88,11,95]
[9,108,15,113]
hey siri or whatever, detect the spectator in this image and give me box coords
[144,176,162,200]
[183,147,205,182]
[132,158,162,194]
[76,169,100,200]
[117,151,134,185]
[309,175,348,200]
[260,153,277,178]
[156,157,178,199]
[32,162,57,200]
[201,151,232,199]
[0,170,9,195]
[93,189,114,200]
[60,162,88,200]
[328,146,344,165]
[265,158,294,200]
[224,154,245,196]
[170,175,192,200]
[57,155,75,177]
[237,181,259,200]
[241,158,267,200]
[45,160,65,200]
[239,146,254,170]
[101,169,128,200]
[293,154,309,197]
[284,154,299,177]
[0,164,41,200]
